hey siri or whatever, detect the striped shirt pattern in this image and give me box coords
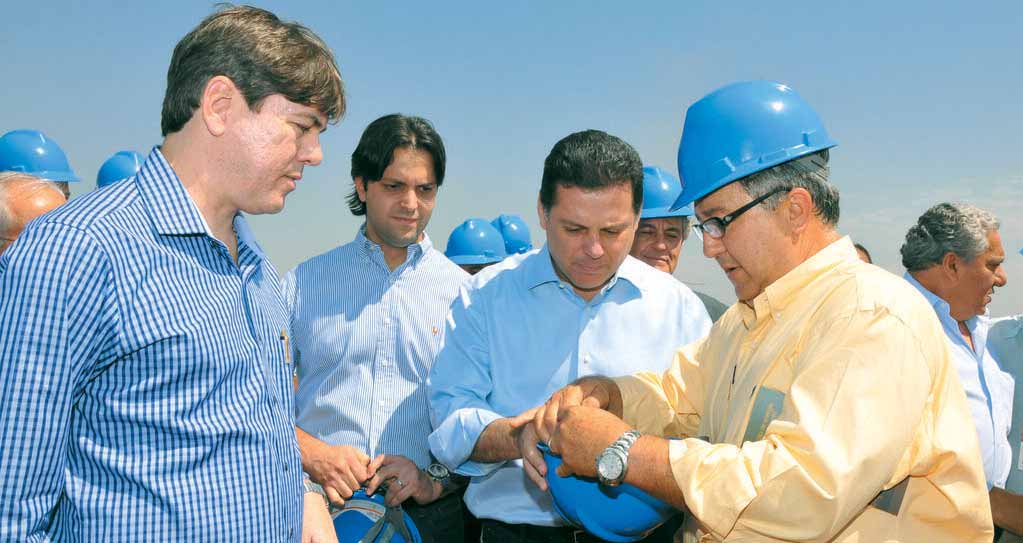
[0,148,302,543]
[283,228,468,468]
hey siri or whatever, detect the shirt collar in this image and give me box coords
[354,224,432,263]
[233,214,266,261]
[522,244,643,296]
[135,147,213,237]
[741,236,859,327]
[903,272,983,332]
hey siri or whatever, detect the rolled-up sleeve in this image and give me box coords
[427,284,504,477]
[0,223,115,541]
[623,311,935,541]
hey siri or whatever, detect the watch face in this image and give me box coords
[597,451,624,481]
[427,463,449,479]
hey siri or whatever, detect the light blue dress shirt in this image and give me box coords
[0,149,301,542]
[989,315,1022,494]
[283,228,468,468]
[906,273,1015,489]
[428,246,712,526]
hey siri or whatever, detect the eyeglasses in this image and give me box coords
[692,187,789,239]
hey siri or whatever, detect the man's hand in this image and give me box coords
[365,454,439,507]
[549,405,631,478]
[516,418,548,491]
[533,376,620,446]
[299,430,371,506]
[301,492,338,543]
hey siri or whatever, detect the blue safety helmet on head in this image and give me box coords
[97,150,144,189]
[671,80,837,211]
[640,166,693,219]
[491,214,533,255]
[0,129,80,183]
[332,489,423,543]
[446,218,508,265]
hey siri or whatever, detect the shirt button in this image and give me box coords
[378,400,385,407]
[384,317,391,325]
[582,355,590,364]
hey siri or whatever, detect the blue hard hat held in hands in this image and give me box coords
[491,214,533,255]
[672,80,837,211]
[97,150,144,189]
[0,129,80,183]
[641,166,693,219]
[446,218,508,265]
[538,444,675,543]
[331,488,422,543]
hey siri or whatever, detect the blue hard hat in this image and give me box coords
[672,80,837,210]
[446,218,508,265]
[0,129,80,183]
[539,444,675,542]
[491,214,533,255]
[97,150,144,189]
[332,489,422,543]
[640,166,693,219]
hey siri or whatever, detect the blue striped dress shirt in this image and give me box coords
[283,228,468,469]
[0,148,302,543]
[428,247,712,526]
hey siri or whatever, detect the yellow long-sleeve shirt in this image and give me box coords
[616,237,993,542]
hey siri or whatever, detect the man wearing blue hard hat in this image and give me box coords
[491,213,534,255]
[0,129,79,198]
[0,172,66,256]
[284,114,469,543]
[446,218,508,274]
[901,203,1022,539]
[96,150,145,189]
[429,129,711,543]
[630,165,729,322]
[534,81,992,542]
[0,6,345,542]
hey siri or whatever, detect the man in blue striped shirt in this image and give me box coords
[0,6,345,542]
[284,114,470,543]
[429,130,712,543]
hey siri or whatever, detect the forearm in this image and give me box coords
[469,417,524,463]
[991,487,1023,535]
[623,436,687,511]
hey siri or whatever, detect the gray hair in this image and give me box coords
[901,202,1000,271]
[0,172,65,233]
[737,149,840,227]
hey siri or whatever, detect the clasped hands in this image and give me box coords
[304,443,440,507]
[514,376,631,490]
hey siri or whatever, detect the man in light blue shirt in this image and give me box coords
[429,130,711,543]
[901,202,1020,536]
[284,115,469,543]
[990,313,1023,540]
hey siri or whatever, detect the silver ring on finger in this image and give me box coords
[395,478,405,488]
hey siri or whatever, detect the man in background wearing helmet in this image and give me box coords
[533,81,992,542]
[630,165,729,321]
[0,172,66,255]
[446,218,508,274]
[96,150,144,189]
[0,6,345,542]
[284,114,469,543]
[901,203,1022,538]
[0,129,80,198]
[429,129,711,543]
[492,213,534,255]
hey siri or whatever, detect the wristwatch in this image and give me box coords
[303,477,327,501]
[426,462,467,495]
[595,429,642,487]
[426,462,450,483]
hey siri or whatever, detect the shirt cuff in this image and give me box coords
[429,407,505,477]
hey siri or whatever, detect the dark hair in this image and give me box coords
[736,150,839,227]
[347,114,446,216]
[854,242,872,263]
[161,4,345,136]
[539,130,643,214]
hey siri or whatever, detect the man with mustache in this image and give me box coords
[429,129,711,543]
[532,81,992,542]
[901,202,1021,538]
[284,114,469,543]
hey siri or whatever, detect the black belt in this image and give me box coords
[480,519,607,543]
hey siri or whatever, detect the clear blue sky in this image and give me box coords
[4,1,1022,314]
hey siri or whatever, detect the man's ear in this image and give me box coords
[200,76,239,137]
[785,187,814,234]
[939,251,961,282]
[537,198,549,231]
[353,177,368,203]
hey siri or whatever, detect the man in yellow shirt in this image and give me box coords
[532,81,993,542]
